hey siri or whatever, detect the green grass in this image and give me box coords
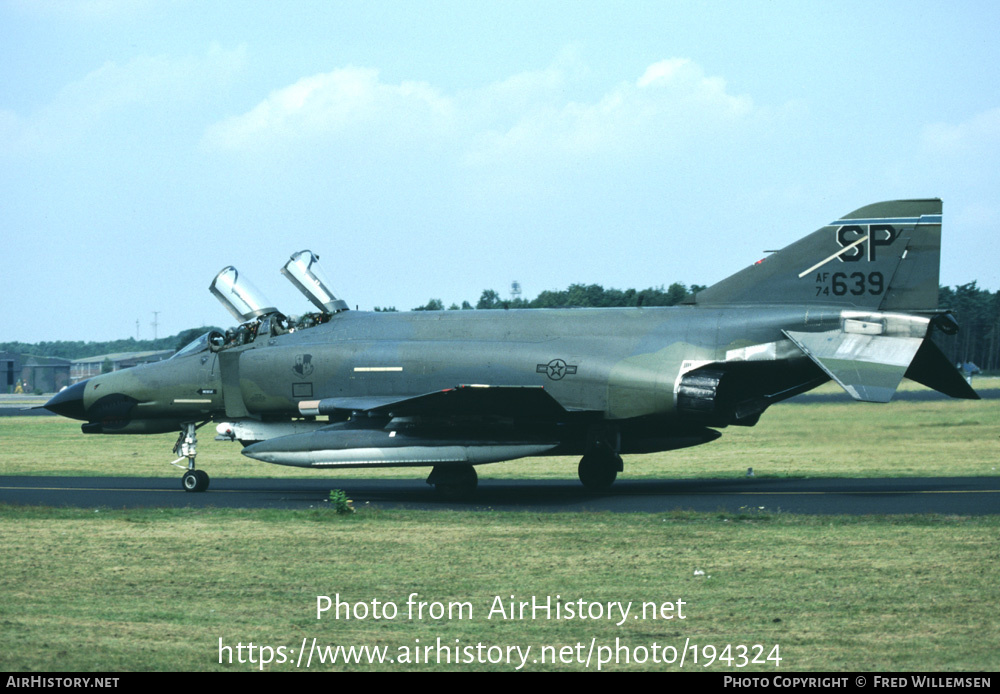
[1,507,998,672]
[2,387,998,672]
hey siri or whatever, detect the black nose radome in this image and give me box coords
[44,380,89,421]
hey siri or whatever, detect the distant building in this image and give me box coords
[1,352,72,394]
[70,350,175,383]
[1,352,19,393]
[24,355,72,393]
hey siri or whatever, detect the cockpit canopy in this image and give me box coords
[205,252,346,351]
[209,266,278,323]
[281,250,349,314]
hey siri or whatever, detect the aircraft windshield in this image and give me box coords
[172,332,222,359]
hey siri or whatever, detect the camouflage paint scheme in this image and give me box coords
[45,199,978,493]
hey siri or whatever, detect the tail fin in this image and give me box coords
[691,199,942,310]
[688,198,978,403]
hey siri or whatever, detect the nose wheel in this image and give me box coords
[171,422,210,492]
[182,469,210,492]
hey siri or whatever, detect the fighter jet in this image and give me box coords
[44,199,978,495]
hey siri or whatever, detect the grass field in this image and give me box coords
[1,384,998,672]
[1,507,997,672]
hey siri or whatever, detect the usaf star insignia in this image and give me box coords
[537,358,578,381]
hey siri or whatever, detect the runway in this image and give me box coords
[1,475,997,514]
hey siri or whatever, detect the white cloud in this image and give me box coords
[637,58,752,118]
[464,57,758,168]
[0,44,246,156]
[637,58,689,87]
[205,55,766,171]
[202,67,453,151]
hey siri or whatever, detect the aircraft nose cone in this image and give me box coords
[44,379,89,420]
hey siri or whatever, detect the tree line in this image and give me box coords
[383,282,708,313]
[0,327,221,362]
[935,282,1000,372]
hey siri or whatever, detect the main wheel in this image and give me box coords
[578,451,619,491]
[427,465,478,499]
[181,469,210,493]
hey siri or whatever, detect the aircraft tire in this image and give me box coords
[429,465,478,499]
[578,452,618,491]
[181,469,210,493]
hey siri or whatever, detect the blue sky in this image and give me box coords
[2,0,998,342]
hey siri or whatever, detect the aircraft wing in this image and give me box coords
[242,385,575,467]
[297,384,574,419]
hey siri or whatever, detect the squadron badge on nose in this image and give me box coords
[293,354,314,377]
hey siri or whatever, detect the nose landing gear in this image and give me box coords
[181,468,210,492]
[171,422,210,492]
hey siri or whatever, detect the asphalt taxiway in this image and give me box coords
[1,475,997,514]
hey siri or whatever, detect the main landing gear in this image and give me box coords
[578,448,623,491]
[182,469,209,493]
[426,465,478,499]
[171,422,210,492]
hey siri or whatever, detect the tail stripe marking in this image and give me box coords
[829,215,941,225]
[797,235,869,278]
